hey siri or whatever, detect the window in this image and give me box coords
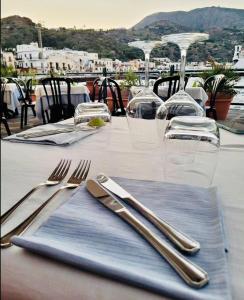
[56,62,59,70]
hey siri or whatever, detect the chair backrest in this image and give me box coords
[91,77,126,116]
[7,77,26,101]
[40,77,74,123]
[25,79,33,102]
[153,75,188,101]
[203,74,225,109]
[0,79,7,116]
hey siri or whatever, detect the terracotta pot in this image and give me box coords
[107,98,128,113]
[206,93,233,120]
[30,94,36,102]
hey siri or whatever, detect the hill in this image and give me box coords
[1,13,244,63]
[133,7,244,30]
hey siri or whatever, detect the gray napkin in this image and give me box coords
[12,178,231,300]
[4,123,97,146]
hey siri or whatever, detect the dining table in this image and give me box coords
[1,117,244,300]
[130,86,208,106]
[34,83,91,122]
[3,83,21,113]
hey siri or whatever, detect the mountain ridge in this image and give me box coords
[1,12,244,63]
[133,6,244,30]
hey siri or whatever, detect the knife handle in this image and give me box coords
[125,196,200,254]
[117,208,208,288]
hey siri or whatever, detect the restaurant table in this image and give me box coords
[1,118,244,300]
[130,86,208,106]
[34,84,91,121]
[4,83,21,113]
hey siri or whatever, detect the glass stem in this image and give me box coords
[144,51,150,88]
[179,49,187,91]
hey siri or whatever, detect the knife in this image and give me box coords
[86,179,209,288]
[96,174,200,254]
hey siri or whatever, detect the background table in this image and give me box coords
[34,84,91,121]
[4,83,21,113]
[1,118,244,300]
[130,86,208,106]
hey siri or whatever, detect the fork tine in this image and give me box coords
[56,159,70,180]
[60,160,72,179]
[52,159,67,180]
[74,160,86,179]
[71,160,83,178]
[81,160,91,181]
[77,160,91,182]
[48,159,63,179]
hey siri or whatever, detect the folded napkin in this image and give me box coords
[12,178,231,300]
[4,123,97,146]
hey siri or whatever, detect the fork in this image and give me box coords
[1,159,71,225]
[1,160,91,248]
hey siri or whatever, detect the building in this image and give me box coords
[1,50,16,68]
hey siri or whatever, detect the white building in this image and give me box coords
[16,42,99,73]
[1,50,16,68]
[233,45,244,69]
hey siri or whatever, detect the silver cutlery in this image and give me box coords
[1,159,71,225]
[1,160,91,248]
[86,179,209,288]
[97,174,200,254]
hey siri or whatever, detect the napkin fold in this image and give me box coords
[4,123,97,146]
[12,178,231,300]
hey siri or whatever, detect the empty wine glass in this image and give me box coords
[162,116,220,187]
[157,33,209,119]
[74,103,111,130]
[126,40,167,149]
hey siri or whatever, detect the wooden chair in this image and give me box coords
[40,77,74,124]
[153,75,188,101]
[203,74,225,120]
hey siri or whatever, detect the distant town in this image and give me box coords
[1,42,243,75]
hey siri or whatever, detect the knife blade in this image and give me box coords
[96,174,200,254]
[86,179,209,288]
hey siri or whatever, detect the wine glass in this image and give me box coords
[157,33,209,119]
[74,102,111,130]
[126,40,167,149]
[162,116,220,187]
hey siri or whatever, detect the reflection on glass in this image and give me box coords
[158,33,209,119]
[163,116,220,187]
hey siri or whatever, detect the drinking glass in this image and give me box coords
[157,33,209,119]
[74,103,111,130]
[162,116,220,187]
[126,40,167,149]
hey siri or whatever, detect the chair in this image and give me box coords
[203,74,226,120]
[153,75,189,101]
[0,79,11,136]
[91,77,126,116]
[7,78,36,128]
[40,77,74,124]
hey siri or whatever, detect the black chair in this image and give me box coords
[7,78,36,128]
[203,74,226,120]
[40,77,74,124]
[91,77,126,116]
[153,75,189,101]
[0,79,11,136]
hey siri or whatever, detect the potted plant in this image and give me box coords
[119,69,140,103]
[200,62,239,120]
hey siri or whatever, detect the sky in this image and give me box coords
[1,0,244,29]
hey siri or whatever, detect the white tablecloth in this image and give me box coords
[34,84,90,121]
[1,118,244,300]
[130,86,208,105]
[4,83,21,112]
